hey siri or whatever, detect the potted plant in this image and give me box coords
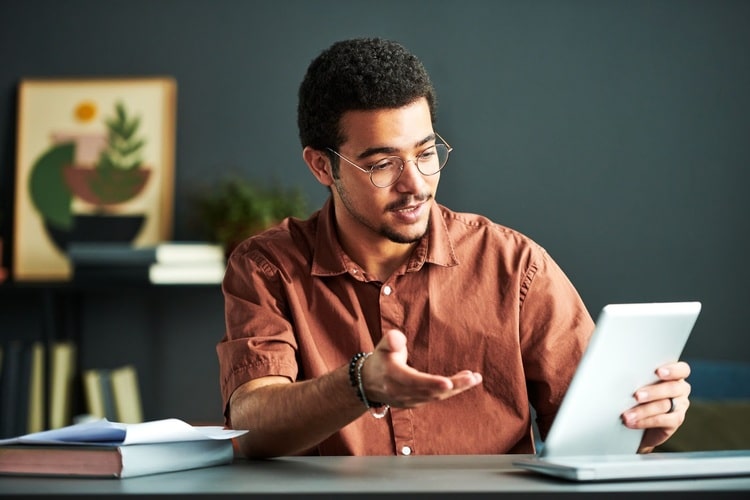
[193,176,308,256]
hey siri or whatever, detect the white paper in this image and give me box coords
[0,418,247,446]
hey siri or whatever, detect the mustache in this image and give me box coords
[385,194,432,211]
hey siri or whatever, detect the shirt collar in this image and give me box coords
[311,197,459,277]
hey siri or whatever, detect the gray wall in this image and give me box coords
[1,0,748,423]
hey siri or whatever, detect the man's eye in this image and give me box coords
[419,147,437,160]
[371,158,399,171]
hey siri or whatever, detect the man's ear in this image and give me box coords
[303,147,334,187]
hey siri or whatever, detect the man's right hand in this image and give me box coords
[362,329,483,408]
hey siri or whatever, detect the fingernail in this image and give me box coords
[635,390,648,401]
[658,368,670,377]
[623,412,636,425]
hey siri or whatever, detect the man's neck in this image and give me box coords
[339,232,416,282]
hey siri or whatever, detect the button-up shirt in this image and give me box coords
[217,198,594,455]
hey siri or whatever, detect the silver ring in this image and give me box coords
[666,397,676,414]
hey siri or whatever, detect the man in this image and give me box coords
[217,38,690,458]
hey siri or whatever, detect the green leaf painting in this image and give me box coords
[99,101,145,173]
[28,142,75,230]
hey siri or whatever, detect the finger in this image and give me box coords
[634,379,691,404]
[363,355,452,404]
[377,329,407,353]
[386,365,456,395]
[374,330,409,366]
[395,375,482,407]
[622,397,687,429]
[655,360,691,380]
[448,370,483,390]
[375,366,481,407]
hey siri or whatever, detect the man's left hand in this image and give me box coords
[621,361,691,453]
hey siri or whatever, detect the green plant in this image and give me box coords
[99,101,145,171]
[194,176,308,253]
[90,101,147,204]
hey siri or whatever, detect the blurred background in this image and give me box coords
[0,0,748,427]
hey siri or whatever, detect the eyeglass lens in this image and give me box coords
[370,144,450,187]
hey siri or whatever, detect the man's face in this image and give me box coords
[329,98,440,247]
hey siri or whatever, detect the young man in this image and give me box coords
[217,38,690,458]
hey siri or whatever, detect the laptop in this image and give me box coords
[512,301,750,481]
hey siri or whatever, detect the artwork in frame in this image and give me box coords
[13,77,177,281]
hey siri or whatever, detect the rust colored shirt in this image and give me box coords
[217,198,594,456]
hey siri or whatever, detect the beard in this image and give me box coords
[333,180,431,244]
[381,220,429,244]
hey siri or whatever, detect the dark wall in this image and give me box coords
[1,0,748,422]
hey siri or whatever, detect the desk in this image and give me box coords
[1,455,749,498]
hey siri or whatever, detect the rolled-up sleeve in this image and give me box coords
[217,244,299,418]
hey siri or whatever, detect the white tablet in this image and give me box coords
[540,301,702,457]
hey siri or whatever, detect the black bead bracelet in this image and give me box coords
[348,351,387,412]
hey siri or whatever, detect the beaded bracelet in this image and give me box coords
[348,352,390,419]
[348,352,367,397]
[356,353,390,418]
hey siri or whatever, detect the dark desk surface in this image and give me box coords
[2,454,750,499]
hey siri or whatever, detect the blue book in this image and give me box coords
[67,242,224,266]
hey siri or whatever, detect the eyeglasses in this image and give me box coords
[326,133,453,188]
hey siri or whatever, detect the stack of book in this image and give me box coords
[68,241,226,285]
[0,418,246,478]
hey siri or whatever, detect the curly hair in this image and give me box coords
[297,38,437,155]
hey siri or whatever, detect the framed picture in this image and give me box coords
[13,78,177,281]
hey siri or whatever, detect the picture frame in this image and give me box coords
[13,77,177,281]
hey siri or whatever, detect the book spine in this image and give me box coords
[49,342,76,429]
[67,245,157,266]
[0,341,22,438]
[0,341,46,437]
[155,244,225,264]
[27,342,46,434]
[73,265,151,284]
[82,370,105,419]
[100,371,117,421]
[111,365,143,424]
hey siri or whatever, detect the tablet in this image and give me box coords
[540,301,702,457]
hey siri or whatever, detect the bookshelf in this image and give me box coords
[0,279,225,437]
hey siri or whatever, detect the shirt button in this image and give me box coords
[383,285,392,296]
[400,446,412,456]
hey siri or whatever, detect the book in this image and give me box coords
[0,440,235,478]
[26,342,45,434]
[0,341,46,437]
[0,418,247,478]
[14,343,34,437]
[67,242,225,266]
[0,340,22,438]
[110,365,143,423]
[148,261,226,284]
[82,369,117,421]
[83,365,142,423]
[73,261,226,285]
[48,341,76,430]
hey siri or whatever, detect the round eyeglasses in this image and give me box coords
[326,133,453,188]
